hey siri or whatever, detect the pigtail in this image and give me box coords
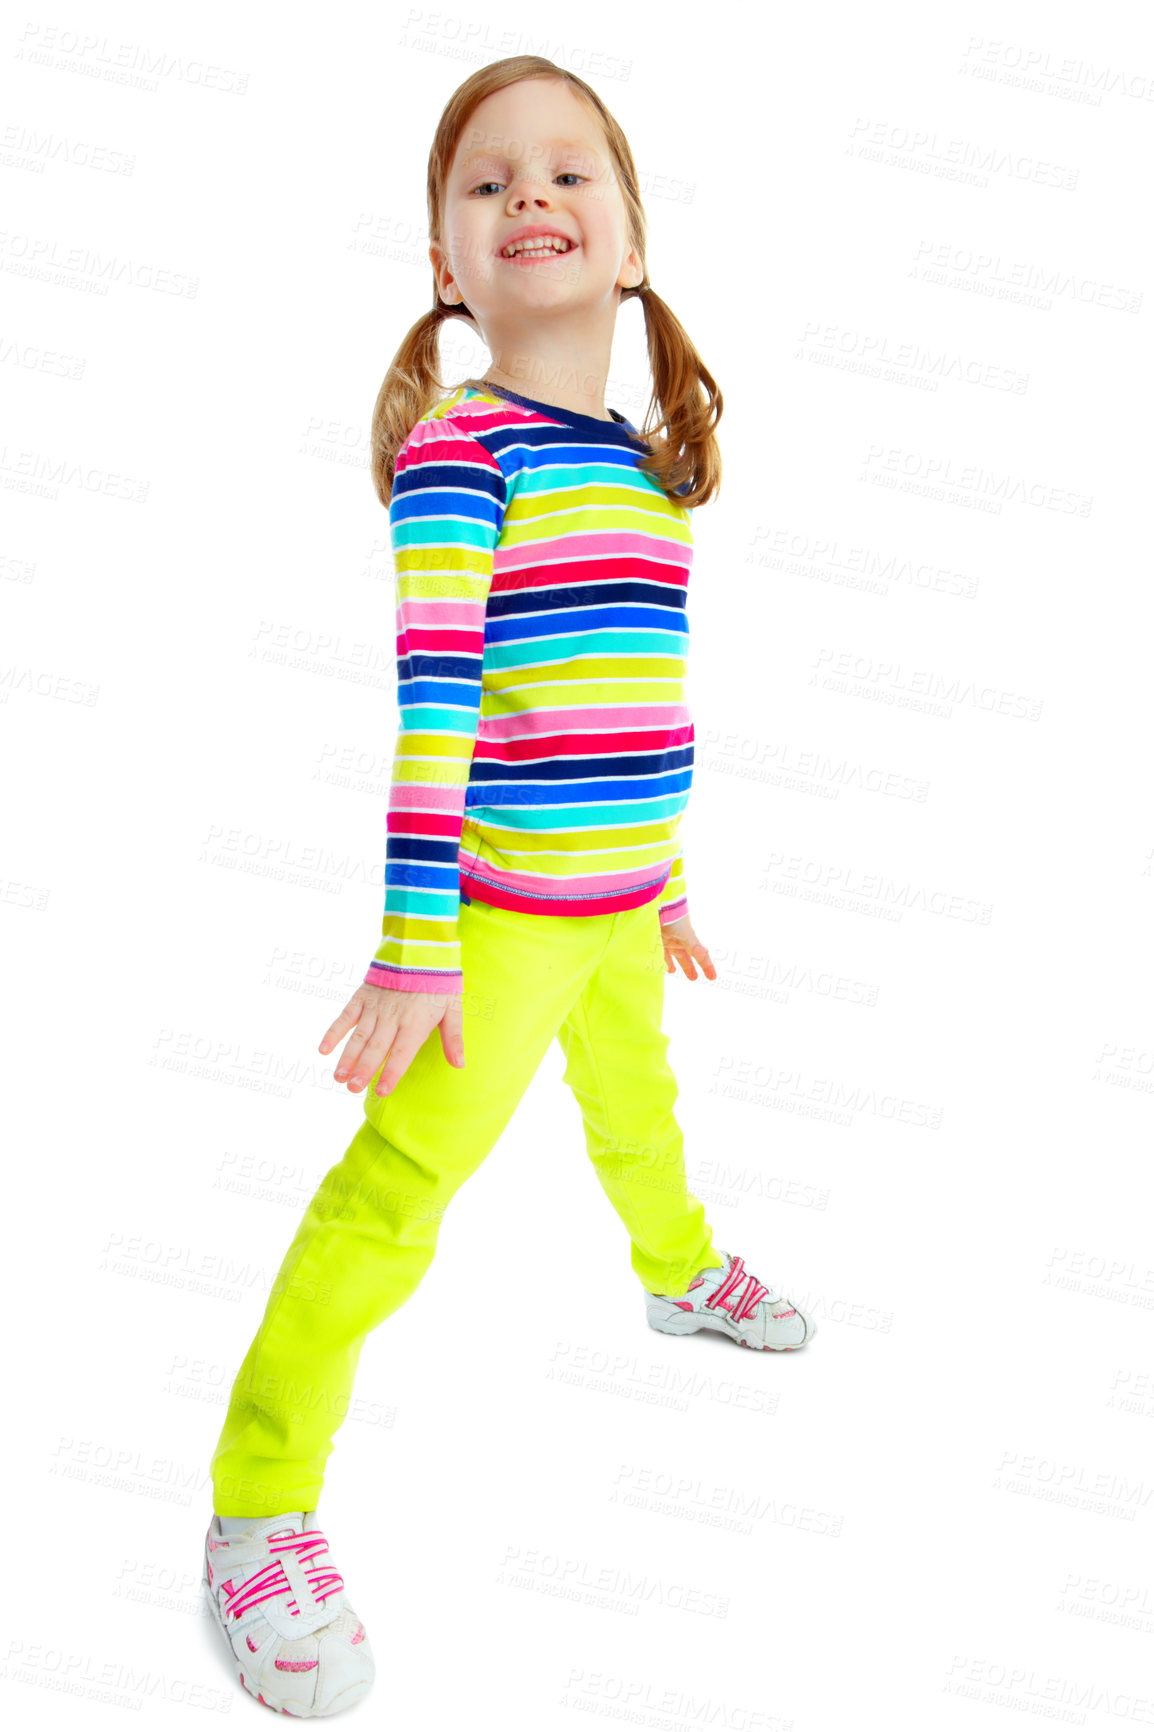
[370,301,468,507]
[624,284,723,510]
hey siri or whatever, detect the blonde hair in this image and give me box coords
[369,54,722,509]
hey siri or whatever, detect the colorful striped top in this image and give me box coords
[364,381,695,996]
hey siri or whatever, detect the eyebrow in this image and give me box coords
[460,139,604,172]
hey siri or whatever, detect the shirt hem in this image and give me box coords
[458,866,671,918]
[363,963,464,995]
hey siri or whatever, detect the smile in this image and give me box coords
[499,236,576,259]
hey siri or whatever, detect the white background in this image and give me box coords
[4,2,1152,1726]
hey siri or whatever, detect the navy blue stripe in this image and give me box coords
[486,583,687,622]
[386,836,462,864]
[475,425,646,459]
[398,654,484,683]
[392,459,506,509]
[468,747,693,785]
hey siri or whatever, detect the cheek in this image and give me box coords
[449,213,493,277]
[578,190,625,245]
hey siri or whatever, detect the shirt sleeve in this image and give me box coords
[363,416,507,995]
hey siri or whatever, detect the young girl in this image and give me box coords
[202,55,815,1719]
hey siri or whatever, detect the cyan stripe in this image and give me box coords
[483,630,688,669]
[464,787,691,828]
[392,514,499,551]
[511,460,655,491]
[397,700,482,730]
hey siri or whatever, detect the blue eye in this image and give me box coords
[470,172,586,197]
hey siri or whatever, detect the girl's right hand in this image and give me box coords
[319,984,464,1097]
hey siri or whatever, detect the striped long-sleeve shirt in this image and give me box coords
[364,381,694,995]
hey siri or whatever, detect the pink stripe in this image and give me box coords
[230,1583,296,1618]
[472,727,693,768]
[365,964,463,993]
[226,1565,344,1621]
[459,869,669,919]
[386,788,466,814]
[268,1534,328,1560]
[708,1260,744,1313]
[496,533,691,571]
[477,703,692,741]
[399,601,487,628]
[413,402,523,442]
[461,852,673,900]
[400,417,501,461]
[399,626,483,652]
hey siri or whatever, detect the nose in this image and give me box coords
[506,180,554,214]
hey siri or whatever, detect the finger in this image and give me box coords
[344,1024,398,1092]
[694,944,718,982]
[332,1032,366,1084]
[319,1002,361,1056]
[679,952,699,981]
[332,1025,374,1083]
[438,996,465,1067]
[373,1033,424,1097]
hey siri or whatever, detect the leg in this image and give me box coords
[211,897,612,1517]
[556,899,718,1297]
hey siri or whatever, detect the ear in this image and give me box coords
[430,243,464,306]
[618,239,645,292]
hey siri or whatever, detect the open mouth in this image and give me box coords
[498,236,576,261]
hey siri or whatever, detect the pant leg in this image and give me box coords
[556,898,718,1297]
[210,896,614,1518]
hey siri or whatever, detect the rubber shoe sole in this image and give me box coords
[646,1299,816,1352]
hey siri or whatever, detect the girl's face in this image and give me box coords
[434,78,642,328]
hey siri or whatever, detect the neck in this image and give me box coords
[474,339,616,423]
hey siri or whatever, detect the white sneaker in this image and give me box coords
[203,1510,374,1716]
[645,1250,816,1351]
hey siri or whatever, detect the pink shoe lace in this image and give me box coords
[217,1528,345,1623]
[704,1254,770,1321]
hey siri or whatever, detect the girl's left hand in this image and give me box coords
[661,913,717,982]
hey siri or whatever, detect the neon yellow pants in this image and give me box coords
[210,895,717,1516]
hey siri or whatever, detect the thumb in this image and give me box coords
[439,994,465,1068]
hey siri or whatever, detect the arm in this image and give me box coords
[657,847,688,927]
[363,417,506,995]
[657,832,715,982]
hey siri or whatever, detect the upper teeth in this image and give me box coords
[502,237,572,257]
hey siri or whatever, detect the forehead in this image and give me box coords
[458,134,604,170]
